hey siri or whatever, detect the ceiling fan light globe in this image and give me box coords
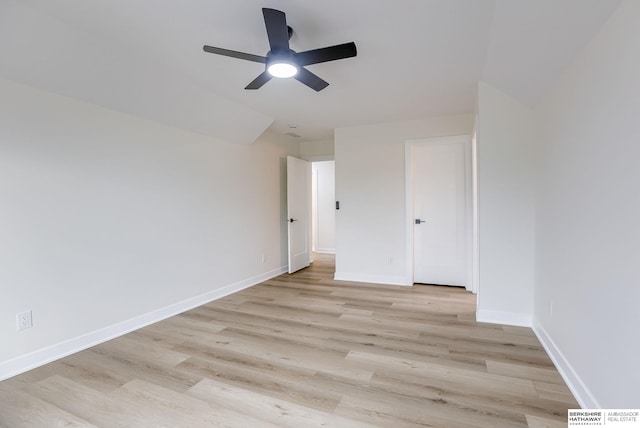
[267,62,298,78]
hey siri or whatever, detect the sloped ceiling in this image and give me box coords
[0,0,622,143]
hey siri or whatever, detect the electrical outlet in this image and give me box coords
[549,299,554,318]
[261,254,266,264]
[16,310,33,331]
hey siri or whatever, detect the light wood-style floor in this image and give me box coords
[0,254,577,427]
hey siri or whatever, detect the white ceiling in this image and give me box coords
[0,0,622,143]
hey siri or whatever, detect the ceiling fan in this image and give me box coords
[203,8,357,91]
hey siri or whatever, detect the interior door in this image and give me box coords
[287,156,311,273]
[413,141,467,286]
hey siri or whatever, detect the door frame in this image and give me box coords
[404,135,476,292]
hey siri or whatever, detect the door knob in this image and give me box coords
[415,219,426,224]
[289,218,298,223]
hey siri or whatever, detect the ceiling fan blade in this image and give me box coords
[245,71,272,90]
[203,45,266,63]
[294,42,357,66]
[262,8,290,51]
[294,67,329,91]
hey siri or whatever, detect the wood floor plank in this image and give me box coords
[25,375,130,427]
[345,350,540,397]
[0,253,578,427]
[94,334,191,368]
[83,346,200,394]
[526,414,568,428]
[111,379,280,428]
[187,377,377,428]
[533,380,577,402]
[335,391,528,428]
[486,359,565,384]
[448,339,554,367]
[0,385,98,428]
[369,371,572,421]
[1,351,131,394]
[173,355,341,413]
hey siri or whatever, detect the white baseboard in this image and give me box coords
[0,265,288,382]
[475,309,532,327]
[315,248,336,254]
[334,272,411,286]
[532,317,599,409]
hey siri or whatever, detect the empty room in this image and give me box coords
[1,0,638,426]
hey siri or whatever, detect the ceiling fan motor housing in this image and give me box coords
[266,49,298,77]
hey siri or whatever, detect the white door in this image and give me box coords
[412,141,468,286]
[287,156,311,273]
[311,161,336,254]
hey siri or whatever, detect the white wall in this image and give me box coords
[312,161,336,253]
[532,0,640,408]
[334,115,473,285]
[476,82,536,326]
[0,78,298,378]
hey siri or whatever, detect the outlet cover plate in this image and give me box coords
[16,310,33,331]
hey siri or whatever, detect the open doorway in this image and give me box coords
[311,161,335,255]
